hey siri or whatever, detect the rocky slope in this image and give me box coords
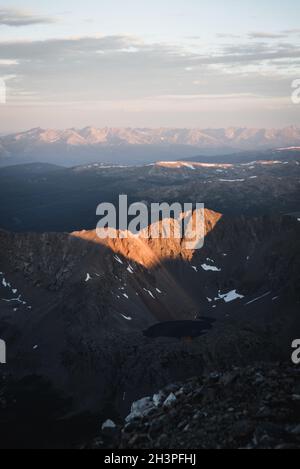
[0,209,299,447]
[92,363,300,450]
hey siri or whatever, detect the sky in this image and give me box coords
[0,0,300,132]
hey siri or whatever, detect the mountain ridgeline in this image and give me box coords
[1,126,300,167]
[0,151,300,233]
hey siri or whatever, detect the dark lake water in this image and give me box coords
[143,318,216,339]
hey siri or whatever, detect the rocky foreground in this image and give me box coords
[92,363,300,450]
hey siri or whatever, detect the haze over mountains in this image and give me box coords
[1,126,300,167]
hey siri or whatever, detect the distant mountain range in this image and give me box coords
[3,126,300,147]
[1,126,300,167]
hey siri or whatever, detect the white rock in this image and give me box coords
[153,391,165,407]
[101,419,116,430]
[163,392,177,408]
[125,397,154,422]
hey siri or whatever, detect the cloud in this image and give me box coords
[0,8,57,27]
[248,32,288,39]
[282,29,300,35]
[0,59,18,66]
[216,33,241,39]
[1,34,299,65]
[0,34,299,118]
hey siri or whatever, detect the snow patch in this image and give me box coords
[2,278,10,288]
[1,295,26,304]
[127,265,134,274]
[121,313,132,321]
[183,163,195,170]
[216,290,244,303]
[114,255,123,265]
[219,179,245,183]
[143,288,155,299]
[0,274,28,307]
[201,264,221,272]
[245,291,271,305]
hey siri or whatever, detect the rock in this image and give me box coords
[128,433,150,446]
[255,423,289,446]
[191,388,204,402]
[123,421,140,433]
[175,387,185,398]
[177,420,188,430]
[193,411,201,420]
[220,371,239,386]
[256,406,274,419]
[100,418,120,446]
[254,373,265,385]
[164,384,179,394]
[163,393,177,408]
[209,372,221,383]
[291,425,300,435]
[149,419,164,437]
[126,397,155,422]
[275,444,299,450]
[153,391,165,407]
[101,419,116,431]
[157,434,169,447]
[231,420,255,440]
[113,363,300,450]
